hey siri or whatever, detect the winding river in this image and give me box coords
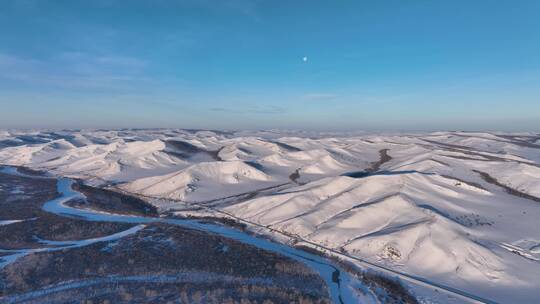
[0,168,376,304]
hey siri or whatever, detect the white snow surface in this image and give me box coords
[1,129,540,303]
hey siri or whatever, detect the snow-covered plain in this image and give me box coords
[1,129,539,303]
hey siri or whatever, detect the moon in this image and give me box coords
[302,56,308,62]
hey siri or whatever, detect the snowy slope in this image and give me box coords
[120,160,273,201]
[1,129,539,303]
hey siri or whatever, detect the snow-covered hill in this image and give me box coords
[1,128,539,303]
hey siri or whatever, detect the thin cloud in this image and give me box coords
[209,107,234,112]
[0,52,150,92]
[210,105,286,114]
[302,93,338,101]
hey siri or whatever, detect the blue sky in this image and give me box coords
[1,0,539,131]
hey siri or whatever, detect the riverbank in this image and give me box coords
[0,167,334,303]
[0,166,391,303]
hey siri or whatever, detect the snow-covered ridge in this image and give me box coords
[1,129,539,303]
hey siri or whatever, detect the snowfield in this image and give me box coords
[1,129,540,303]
